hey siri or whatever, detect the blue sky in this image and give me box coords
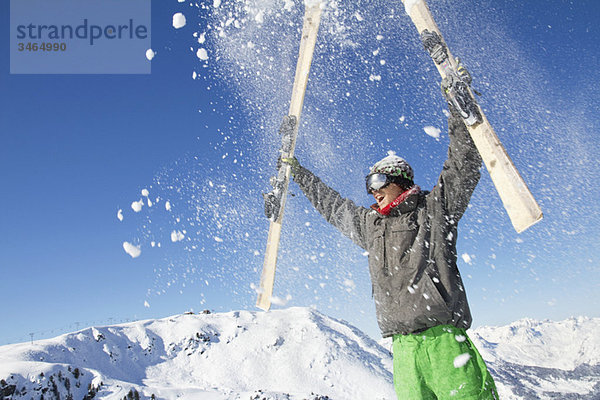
[1,0,599,345]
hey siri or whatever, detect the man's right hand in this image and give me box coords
[281,157,300,177]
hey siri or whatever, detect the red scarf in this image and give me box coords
[371,185,421,216]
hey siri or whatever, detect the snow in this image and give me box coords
[131,199,143,212]
[283,0,294,12]
[461,253,472,264]
[117,209,123,221]
[142,189,150,197]
[470,316,600,370]
[197,48,209,61]
[172,13,186,29]
[0,308,395,400]
[165,201,172,211]
[254,10,264,24]
[342,278,356,291]
[123,242,141,258]
[424,125,441,139]
[2,310,599,400]
[145,49,155,61]
[453,353,471,368]
[171,230,186,242]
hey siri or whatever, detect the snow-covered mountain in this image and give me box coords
[0,308,394,400]
[0,308,598,400]
[470,317,600,400]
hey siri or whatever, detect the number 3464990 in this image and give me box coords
[17,42,67,52]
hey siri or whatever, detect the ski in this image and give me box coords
[256,2,322,311]
[401,0,543,233]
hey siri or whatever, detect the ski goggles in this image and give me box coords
[365,173,393,194]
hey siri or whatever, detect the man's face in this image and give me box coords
[372,183,404,209]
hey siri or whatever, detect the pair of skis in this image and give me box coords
[256,0,543,311]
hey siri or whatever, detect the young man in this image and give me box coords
[280,112,499,399]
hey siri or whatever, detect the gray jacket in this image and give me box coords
[292,115,482,337]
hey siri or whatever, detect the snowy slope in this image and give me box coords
[1,310,599,400]
[0,308,395,400]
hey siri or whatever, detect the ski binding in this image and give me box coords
[420,29,481,126]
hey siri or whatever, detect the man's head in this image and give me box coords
[366,152,414,209]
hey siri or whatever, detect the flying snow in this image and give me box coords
[196,48,209,61]
[117,209,123,221]
[110,0,600,362]
[424,126,441,139]
[171,230,186,242]
[172,13,186,29]
[271,294,293,306]
[131,199,144,212]
[254,10,264,24]
[343,279,356,291]
[145,49,156,61]
[283,0,294,11]
[123,242,141,258]
[461,253,473,264]
[453,353,472,368]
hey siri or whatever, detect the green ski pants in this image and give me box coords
[392,325,499,399]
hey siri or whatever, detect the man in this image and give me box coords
[280,112,499,399]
